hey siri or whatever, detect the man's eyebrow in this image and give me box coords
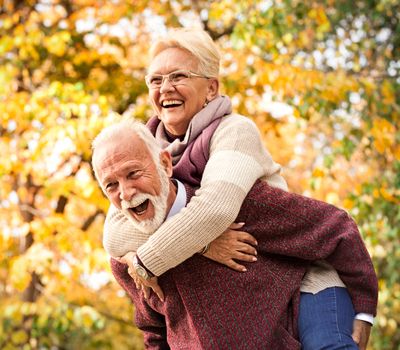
[102,174,115,185]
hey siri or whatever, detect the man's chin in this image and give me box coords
[123,209,163,234]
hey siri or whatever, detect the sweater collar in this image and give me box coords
[166,179,186,220]
[152,95,232,163]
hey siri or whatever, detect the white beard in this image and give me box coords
[120,165,170,234]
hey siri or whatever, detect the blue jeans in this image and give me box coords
[299,287,358,350]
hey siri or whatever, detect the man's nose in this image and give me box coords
[120,183,136,202]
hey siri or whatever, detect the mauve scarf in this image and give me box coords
[146,95,232,187]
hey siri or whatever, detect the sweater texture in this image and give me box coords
[111,181,378,349]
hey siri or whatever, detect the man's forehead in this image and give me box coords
[94,133,155,172]
[97,132,148,157]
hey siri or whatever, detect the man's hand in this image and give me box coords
[116,251,164,301]
[352,319,371,350]
[203,222,258,272]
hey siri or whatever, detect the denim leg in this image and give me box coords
[299,287,358,350]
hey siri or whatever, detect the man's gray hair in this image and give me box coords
[149,27,220,78]
[91,118,162,178]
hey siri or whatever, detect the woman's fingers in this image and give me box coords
[234,250,258,262]
[231,231,257,246]
[228,222,245,230]
[235,241,257,256]
[225,259,248,272]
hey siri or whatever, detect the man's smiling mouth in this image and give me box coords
[130,199,150,216]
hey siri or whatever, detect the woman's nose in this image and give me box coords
[159,77,175,93]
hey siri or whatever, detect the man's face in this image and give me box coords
[94,133,171,233]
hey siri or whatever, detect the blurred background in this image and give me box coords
[0,0,399,349]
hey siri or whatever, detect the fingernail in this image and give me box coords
[254,241,258,245]
[239,222,245,226]
[252,257,257,262]
[242,267,247,272]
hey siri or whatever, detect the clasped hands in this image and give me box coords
[116,222,257,301]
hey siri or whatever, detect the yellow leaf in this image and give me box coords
[381,80,395,105]
[312,167,325,177]
[11,330,29,345]
[394,145,400,161]
[44,32,70,56]
[371,118,395,154]
[343,198,354,209]
[282,33,293,44]
[10,258,31,291]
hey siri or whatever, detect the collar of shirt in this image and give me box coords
[166,179,186,220]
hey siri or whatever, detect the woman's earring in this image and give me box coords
[203,99,209,107]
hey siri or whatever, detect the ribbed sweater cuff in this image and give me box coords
[137,244,165,277]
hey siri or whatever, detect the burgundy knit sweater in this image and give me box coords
[111,181,378,349]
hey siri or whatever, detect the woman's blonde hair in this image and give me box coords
[149,28,220,78]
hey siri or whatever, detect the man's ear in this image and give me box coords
[206,78,219,101]
[159,150,173,177]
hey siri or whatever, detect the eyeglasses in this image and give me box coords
[145,70,209,89]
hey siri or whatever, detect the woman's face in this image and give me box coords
[147,48,218,136]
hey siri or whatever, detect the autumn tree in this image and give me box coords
[1,1,398,349]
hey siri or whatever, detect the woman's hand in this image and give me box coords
[203,222,258,272]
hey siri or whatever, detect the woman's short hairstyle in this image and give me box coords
[149,28,220,78]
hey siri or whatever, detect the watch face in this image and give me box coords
[136,266,148,279]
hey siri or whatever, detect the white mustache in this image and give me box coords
[121,193,150,210]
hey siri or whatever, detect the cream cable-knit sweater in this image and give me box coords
[103,114,344,293]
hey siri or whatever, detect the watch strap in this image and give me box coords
[134,255,155,278]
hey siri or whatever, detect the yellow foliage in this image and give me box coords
[11,330,29,345]
[312,167,325,177]
[380,187,399,204]
[44,31,71,57]
[9,257,31,292]
[371,117,396,154]
[343,198,354,209]
[394,144,400,161]
[326,192,339,205]
[1,2,399,349]
[381,80,396,105]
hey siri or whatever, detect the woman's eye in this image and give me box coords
[170,72,188,82]
[150,76,162,84]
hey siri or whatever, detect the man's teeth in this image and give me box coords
[162,100,183,107]
[131,199,149,215]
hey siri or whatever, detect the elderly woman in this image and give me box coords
[103,28,372,349]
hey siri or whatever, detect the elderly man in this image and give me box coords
[92,119,378,350]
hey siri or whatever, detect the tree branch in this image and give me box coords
[81,209,104,231]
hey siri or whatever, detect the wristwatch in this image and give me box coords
[132,255,152,280]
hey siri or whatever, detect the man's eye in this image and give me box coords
[128,171,140,178]
[105,183,116,191]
